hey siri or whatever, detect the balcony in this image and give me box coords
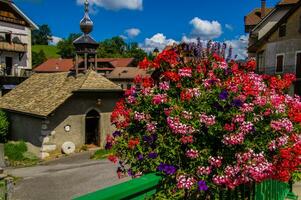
[0,41,27,53]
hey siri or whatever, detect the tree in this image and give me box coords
[0,110,9,143]
[98,36,127,58]
[32,24,52,45]
[57,33,81,59]
[97,36,147,63]
[32,50,46,67]
[126,42,147,65]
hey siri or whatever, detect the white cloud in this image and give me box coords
[189,17,222,40]
[124,28,141,38]
[225,24,233,31]
[140,33,177,52]
[50,36,62,45]
[224,34,248,60]
[76,0,143,11]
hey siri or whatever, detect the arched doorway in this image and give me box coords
[85,109,100,146]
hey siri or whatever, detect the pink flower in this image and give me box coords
[181,111,193,120]
[232,114,245,124]
[178,67,192,77]
[152,94,168,105]
[146,122,157,133]
[134,111,146,121]
[167,117,195,135]
[159,81,170,91]
[222,132,245,146]
[197,166,212,175]
[177,175,196,189]
[270,118,293,133]
[209,156,223,168]
[200,114,216,126]
[186,149,199,159]
[240,103,254,113]
[127,96,136,104]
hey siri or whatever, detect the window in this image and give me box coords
[257,51,265,73]
[279,24,286,37]
[276,54,284,73]
[299,15,301,33]
[5,33,11,43]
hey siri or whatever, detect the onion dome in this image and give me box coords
[80,0,93,34]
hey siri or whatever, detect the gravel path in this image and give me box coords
[5,152,129,200]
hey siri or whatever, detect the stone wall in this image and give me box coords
[40,92,121,158]
[6,92,121,159]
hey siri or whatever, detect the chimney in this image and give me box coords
[261,0,266,18]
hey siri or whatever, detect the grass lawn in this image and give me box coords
[90,149,113,160]
[4,141,40,167]
[32,45,60,59]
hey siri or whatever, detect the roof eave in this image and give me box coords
[9,1,39,30]
[2,108,47,119]
[252,8,277,32]
[74,89,124,93]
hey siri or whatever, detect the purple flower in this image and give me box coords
[157,163,176,175]
[137,153,144,161]
[232,99,242,107]
[148,152,158,159]
[105,143,112,150]
[157,163,166,171]
[143,134,157,145]
[127,169,134,177]
[198,180,208,191]
[113,131,122,138]
[164,165,177,175]
[219,90,228,100]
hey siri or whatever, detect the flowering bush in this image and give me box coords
[108,42,301,199]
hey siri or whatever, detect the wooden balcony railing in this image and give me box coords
[0,41,27,52]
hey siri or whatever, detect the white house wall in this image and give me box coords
[0,21,32,69]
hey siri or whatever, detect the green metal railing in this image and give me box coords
[73,174,298,200]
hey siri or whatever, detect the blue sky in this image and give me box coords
[15,0,281,58]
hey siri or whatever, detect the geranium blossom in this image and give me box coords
[108,43,301,198]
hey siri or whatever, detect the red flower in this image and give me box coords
[180,136,194,144]
[134,75,143,84]
[139,57,151,69]
[163,71,180,82]
[242,59,256,71]
[180,90,192,101]
[224,123,235,132]
[142,77,154,88]
[154,50,179,67]
[111,100,131,129]
[128,138,140,149]
[108,155,118,163]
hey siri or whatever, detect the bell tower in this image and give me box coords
[73,0,99,75]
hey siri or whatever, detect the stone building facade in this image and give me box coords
[0,71,123,158]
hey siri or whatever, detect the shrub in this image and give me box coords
[0,111,9,143]
[4,141,27,161]
[107,42,301,199]
[91,149,113,160]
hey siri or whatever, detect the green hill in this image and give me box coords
[32,45,60,59]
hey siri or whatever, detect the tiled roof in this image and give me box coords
[0,70,121,117]
[34,58,74,72]
[245,7,274,26]
[107,67,149,79]
[34,58,135,73]
[278,0,299,5]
